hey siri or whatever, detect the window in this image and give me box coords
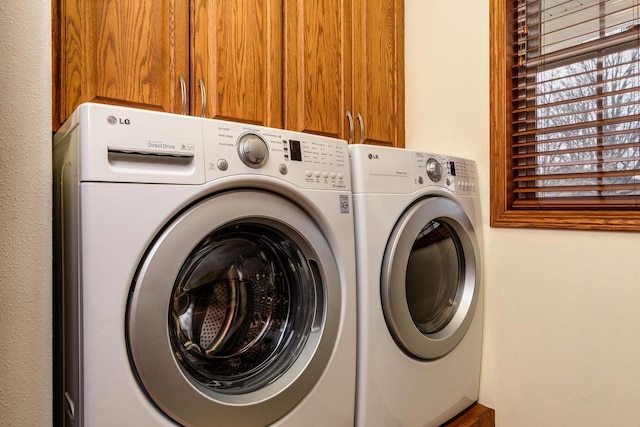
[491,0,640,230]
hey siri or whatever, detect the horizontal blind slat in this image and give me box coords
[513,141,640,159]
[514,182,639,193]
[514,169,640,182]
[512,114,640,137]
[514,155,640,170]
[512,128,639,148]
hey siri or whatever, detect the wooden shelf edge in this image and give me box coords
[441,402,495,427]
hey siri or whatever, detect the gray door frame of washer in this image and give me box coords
[128,190,341,427]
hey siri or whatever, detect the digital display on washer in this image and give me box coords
[289,140,302,161]
[449,161,456,176]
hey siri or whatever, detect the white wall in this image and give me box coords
[0,1,52,425]
[406,1,640,426]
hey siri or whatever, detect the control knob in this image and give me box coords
[237,133,269,168]
[426,158,443,182]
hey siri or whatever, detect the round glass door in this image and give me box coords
[170,222,317,395]
[128,191,340,427]
[405,220,464,335]
[381,197,480,360]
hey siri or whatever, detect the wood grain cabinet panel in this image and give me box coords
[53,0,189,129]
[193,0,283,126]
[285,0,404,147]
[353,0,405,147]
[284,0,352,140]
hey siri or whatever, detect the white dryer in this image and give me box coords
[53,103,356,426]
[349,145,483,427]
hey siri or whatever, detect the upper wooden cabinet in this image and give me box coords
[284,0,352,140]
[352,0,404,147]
[192,0,283,127]
[53,0,404,148]
[52,0,189,129]
[285,0,404,147]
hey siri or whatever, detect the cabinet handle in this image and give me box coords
[198,79,207,118]
[346,111,354,144]
[356,112,364,144]
[179,75,187,115]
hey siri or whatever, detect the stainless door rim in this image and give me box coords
[127,190,341,427]
[381,196,480,360]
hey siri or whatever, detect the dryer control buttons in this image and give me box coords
[426,158,443,182]
[237,133,269,168]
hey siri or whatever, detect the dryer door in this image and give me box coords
[381,196,480,360]
[127,190,341,427]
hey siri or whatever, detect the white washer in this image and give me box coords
[53,103,356,426]
[349,145,483,427]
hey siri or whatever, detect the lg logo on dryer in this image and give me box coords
[368,153,379,160]
[106,115,131,125]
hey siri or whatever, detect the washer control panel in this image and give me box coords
[202,120,350,190]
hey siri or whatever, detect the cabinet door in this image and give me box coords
[352,0,404,147]
[284,0,352,140]
[193,0,283,127]
[53,0,189,129]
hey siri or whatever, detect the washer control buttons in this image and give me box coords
[237,133,269,168]
[278,164,288,175]
[305,169,313,177]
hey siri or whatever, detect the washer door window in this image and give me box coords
[381,197,480,360]
[128,191,340,427]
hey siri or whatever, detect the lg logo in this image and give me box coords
[368,153,379,160]
[106,115,131,125]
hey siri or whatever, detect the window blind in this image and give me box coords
[511,0,640,209]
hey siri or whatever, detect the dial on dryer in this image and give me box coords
[426,158,443,182]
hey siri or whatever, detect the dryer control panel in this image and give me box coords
[349,144,478,196]
[446,158,479,196]
[412,152,479,196]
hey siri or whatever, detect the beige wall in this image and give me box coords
[0,1,52,425]
[406,1,640,426]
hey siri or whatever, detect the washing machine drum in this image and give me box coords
[381,196,481,360]
[127,191,341,427]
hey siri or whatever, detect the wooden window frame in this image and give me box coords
[490,0,640,231]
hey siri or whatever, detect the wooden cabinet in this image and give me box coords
[53,0,404,147]
[284,0,352,140]
[352,0,404,147]
[192,0,283,127]
[52,0,189,130]
[285,0,404,147]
